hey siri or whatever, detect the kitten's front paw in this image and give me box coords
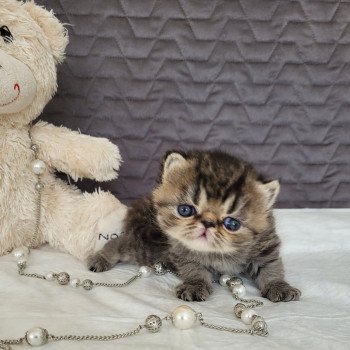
[262,280,301,302]
[87,253,112,273]
[176,282,212,302]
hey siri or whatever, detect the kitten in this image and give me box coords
[87,150,301,302]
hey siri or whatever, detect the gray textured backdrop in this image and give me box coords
[37,0,350,208]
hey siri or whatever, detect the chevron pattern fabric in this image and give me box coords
[37,0,350,208]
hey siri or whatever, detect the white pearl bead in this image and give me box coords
[12,246,30,261]
[35,182,44,192]
[219,274,231,287]
[32,160,46,175]
[70,278,80,287]
[25,327,48,346]
[171,305,197,330]
[232,284,246,298]
[241,309,257,325]
[45,272,55,281]
[139,266,153,277]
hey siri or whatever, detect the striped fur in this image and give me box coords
[87,150,300,302]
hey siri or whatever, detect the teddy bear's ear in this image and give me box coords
[23,1,68,63]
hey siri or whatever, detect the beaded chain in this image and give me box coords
[0,130,268,349]
[1,258,268,350]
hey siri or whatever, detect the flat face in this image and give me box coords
[153,151,273,254]
[0,49,37,114]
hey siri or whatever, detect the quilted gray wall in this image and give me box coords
[37,0,350,208]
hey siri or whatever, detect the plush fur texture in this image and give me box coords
[0,0,126,260]
[88,150,301,302]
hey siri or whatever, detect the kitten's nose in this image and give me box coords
[201,220,215,228]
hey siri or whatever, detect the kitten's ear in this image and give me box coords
[161,151,187,182]
[258,180,280,209]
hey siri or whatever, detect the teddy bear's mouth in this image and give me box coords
[0,83,20,107]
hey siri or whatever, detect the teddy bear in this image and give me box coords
[0,0,127,261]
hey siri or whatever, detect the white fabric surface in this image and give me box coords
[1,209,349,349]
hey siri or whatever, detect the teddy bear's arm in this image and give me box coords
[31,121,121,181]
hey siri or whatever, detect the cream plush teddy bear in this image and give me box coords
[0,0,127,260]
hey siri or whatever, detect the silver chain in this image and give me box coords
[28,126,42,250]
[0,306,267,349]
[0,338,24,350]
[233,294,264,308]
[30,173,41,249]
[94,273,142,287]
[17,264,142,286]
[49,325,144,342]
[18,270,46,280]
[196,313,267,337]
[197,313,254,335]
[0,324,144,349]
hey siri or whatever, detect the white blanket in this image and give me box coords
[1,209,349,349]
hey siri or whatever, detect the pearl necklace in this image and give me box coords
[3,252,269,350]
[0,131,268,349]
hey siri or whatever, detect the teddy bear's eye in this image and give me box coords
[0,26,14,43]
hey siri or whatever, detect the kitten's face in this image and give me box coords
[153,151,279,253]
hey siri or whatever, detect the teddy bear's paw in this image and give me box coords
[87,253,112,273]
[91,139,122,181]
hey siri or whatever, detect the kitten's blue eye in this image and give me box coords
[223,217,241,232]
[177,204,196,217]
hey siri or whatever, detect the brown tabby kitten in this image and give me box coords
[87,150,301,302]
